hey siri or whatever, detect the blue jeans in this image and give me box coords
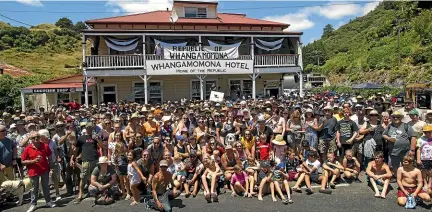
[30,170,51,205]
[149,190,175,212]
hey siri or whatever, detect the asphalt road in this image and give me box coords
[2,180,431,212]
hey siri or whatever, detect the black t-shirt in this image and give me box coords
[321,117,338,141]
[77,134,99,162]
[252,126,273,143]
[336,119,359,144]
[91,165,115,185]
[137,158,154,177]
[286,159,300,172]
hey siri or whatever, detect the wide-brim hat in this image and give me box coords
[98,156,109,164]
[272,134,286,146]
[423,125,432,132]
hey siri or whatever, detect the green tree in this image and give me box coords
[322,24,334,39]
[55,17,74,29]
[74,21,87,32]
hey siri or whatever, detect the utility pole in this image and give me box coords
[397,5,403,67]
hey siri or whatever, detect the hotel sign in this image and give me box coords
[147,46,253,75]
[146,60,253,75]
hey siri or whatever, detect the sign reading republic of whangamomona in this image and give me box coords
[146,46,253,75]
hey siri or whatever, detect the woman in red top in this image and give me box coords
[21,130,56,212]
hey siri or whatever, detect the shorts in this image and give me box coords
[397,186,425,197]
[287,171,298,181]
[80,161,98,181]
[309,173,319,183]
[116,165,128,176]
[0,166,15,185]
[318,138,337,154]
[420,160,432,170]
[186,172,195,181]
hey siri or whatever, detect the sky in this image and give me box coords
[0,0,382,44]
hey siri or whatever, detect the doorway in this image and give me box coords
[265,88,279,98]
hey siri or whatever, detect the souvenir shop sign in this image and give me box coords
[30,87,81,93]
[146,60,253,75]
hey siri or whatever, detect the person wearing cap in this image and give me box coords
[88,156,118,205]
[407,109,426,139]
[74,122,103,204]
[0,124,17,187]
[252,116,274,144]
[145,159,180,211]
[304,108,320,150]
[415,125,432,193]
[21,131,56,211]
[382,111,416,177]
[124,113,143,142]
[335,108,358,159]
[318,106,338,161]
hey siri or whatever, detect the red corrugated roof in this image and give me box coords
[23,74,95,90]
[86,10,288,27]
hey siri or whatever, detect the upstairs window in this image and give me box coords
[185,7,207,18]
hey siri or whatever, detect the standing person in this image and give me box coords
[335,108,358,160]
[396,155,431,206]
[318,106,338,161]
[0,124,17,186]
[74,122,101,204]
[145,160,180,212]
[382,111,415,177]
[39,129,61,201]
[127,151,146,206]
[21,131,56,212]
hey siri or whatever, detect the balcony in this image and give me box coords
[85,54,297,69]
[85,55,145,69]
[254,54,297,67]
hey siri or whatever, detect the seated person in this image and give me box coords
[230,165,250,197]
[292,151,332,194]
[89,156,118,204]
[244,156,260,194]
[257,161,272,201]
[145,160,180,212]
[366,151,392,199]
[342,149,361,181]
[323,153,343,189]
[271,162,293,204]
[397,155,431,206]
[285,151,301,182]
[201,155,223,203]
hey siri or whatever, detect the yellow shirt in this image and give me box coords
[334,114,343,121]
[241,136,256,152]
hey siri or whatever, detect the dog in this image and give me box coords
[0,178,32,206]
[225,133,236,146]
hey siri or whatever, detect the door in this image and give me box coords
[205,80,217,100]
[229,80,241,99]
[81,91,93,105]
[265,88,279,98]
[102,85,116,104]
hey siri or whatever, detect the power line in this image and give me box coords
[0,1,378,14]
[0,13,33,27]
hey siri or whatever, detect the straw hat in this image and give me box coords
[272,134,286,146]
[98,156,109,164]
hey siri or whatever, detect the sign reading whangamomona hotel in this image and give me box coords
[146,46,254,75]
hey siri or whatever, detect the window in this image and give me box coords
[191,80,200,100]
[102,85,116,104]
[81,90,93,105]
[205,80,217,99]
[133,83,145,103]
[57,93,70,104]
[184,7,207,18]
[148,82,162,104]
[229,79,252,100]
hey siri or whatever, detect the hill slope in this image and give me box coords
[303,1,432,85]
[0,19,84,109]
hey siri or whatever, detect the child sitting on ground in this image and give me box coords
[172,155,187,182]
[342,149,361,181]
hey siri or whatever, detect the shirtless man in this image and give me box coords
[397,155,431,206]
[145,160,180,212]
[366,151,392,199]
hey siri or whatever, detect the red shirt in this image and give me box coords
[257,142,271,161]
[65,101,81,111]
[21,143,52,177]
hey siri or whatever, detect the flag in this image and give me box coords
[169,8,178,23]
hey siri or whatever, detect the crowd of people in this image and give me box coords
[0,93,432,212]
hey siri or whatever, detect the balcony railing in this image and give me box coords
[254,54,297,67]
[85,54,296,69]
[86,55,144,69]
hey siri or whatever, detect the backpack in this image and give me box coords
[420,139,432,161]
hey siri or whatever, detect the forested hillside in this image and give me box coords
[303,1,432,85]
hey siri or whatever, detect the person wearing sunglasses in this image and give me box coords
[360,110,386,166]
